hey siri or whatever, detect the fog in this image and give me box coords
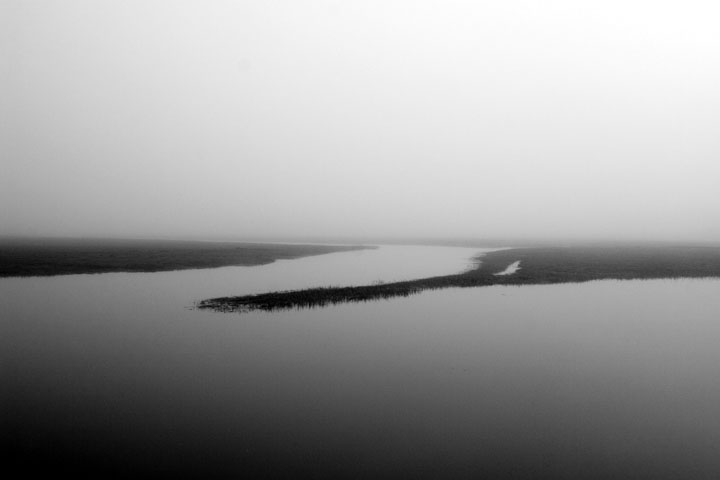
[2,1,719,242]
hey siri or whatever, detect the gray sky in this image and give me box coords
[2,0,719,242]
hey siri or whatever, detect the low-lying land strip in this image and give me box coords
[198,245,720,313]
[0,237,371,277]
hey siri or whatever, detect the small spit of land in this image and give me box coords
[0,237,370,277]
[198,245,720,313]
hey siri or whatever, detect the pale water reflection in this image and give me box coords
[494,260,521,276]
[3,245,720,478]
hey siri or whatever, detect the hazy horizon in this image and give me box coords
[2,1,719,242]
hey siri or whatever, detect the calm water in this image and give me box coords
[3,245,720,478]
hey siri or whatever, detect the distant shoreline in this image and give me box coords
[198,245,720,313]
[0,237,372,277]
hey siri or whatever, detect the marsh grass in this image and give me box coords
[198,245,720,313]
[0,238,372,277]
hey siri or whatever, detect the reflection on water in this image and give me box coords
[494,260,521,276]
[3,245,720,478]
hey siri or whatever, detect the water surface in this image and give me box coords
[3,245,720,478]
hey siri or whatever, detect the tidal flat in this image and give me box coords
[198,244,720,312]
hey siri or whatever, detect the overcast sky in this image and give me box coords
[2,0,719,242]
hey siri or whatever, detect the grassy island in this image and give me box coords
[197,245,720,313]
[0,237,371,277]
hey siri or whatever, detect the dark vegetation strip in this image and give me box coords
[0,237,372,277]
[197,245,720,313]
